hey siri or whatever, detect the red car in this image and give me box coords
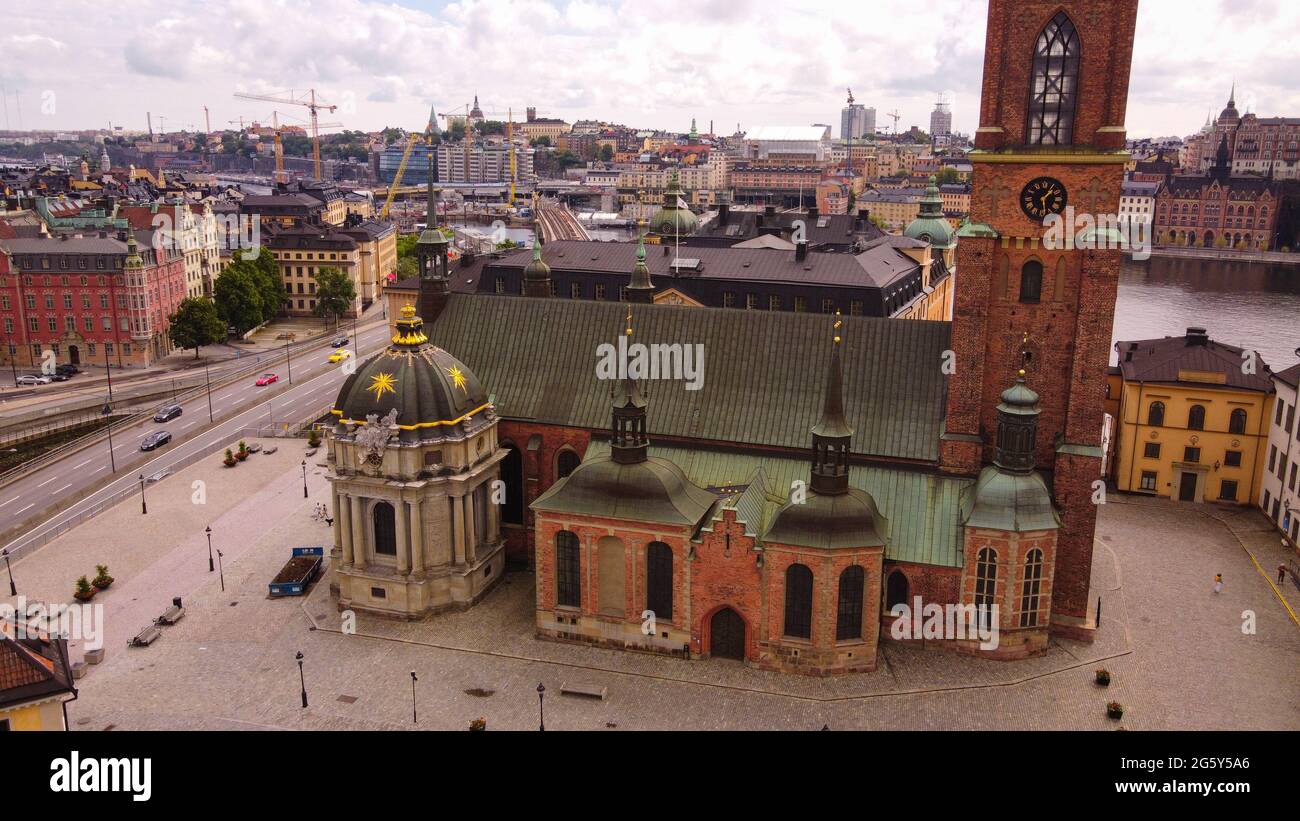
[255,373,279,386]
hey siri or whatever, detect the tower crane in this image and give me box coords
[233,88,337,179]
[887,109,901,135]
[380,106,439,220]
[442,101,521,206]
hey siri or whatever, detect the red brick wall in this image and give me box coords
[498,421,593,566]
[689,509,763,660]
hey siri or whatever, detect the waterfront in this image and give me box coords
[1113,256,1300,369]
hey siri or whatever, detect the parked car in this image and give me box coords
[140,430,172,451]
[255,373,279,386]
[153,404,183,423]
[47,373,71,382]
[56,364,80,375]
[16,375,50,386]
[328,349,353,364]
[331,337,349,348]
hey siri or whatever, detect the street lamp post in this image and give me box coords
[138,474,147,515]
[352,315,358,351]
[297,651,308,708]
[205,526,214,573]
[4,333,16,385]
[204,362,214,424]
[285,334,293,384]
[302,459,309,498]
[410,672,418,724]
[102,402,116,474]
[217,549,225,592]
[537,683,545,731]
[2,548,15,596]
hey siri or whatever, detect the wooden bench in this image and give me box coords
[559,681,607,700]
[155,605,185,625]
[129,625,162,647]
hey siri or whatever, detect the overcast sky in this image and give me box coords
[3,0,1297,139]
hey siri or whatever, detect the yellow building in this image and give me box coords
[1,622,76,731]
[1105,327,1275,505]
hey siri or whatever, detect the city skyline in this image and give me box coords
[3,0,1298,140]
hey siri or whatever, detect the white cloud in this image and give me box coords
[1,0,1298,138]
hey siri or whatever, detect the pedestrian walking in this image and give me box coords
[1213,573,1224,594]
[1281,564,1289,586]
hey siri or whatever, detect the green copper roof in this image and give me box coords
[904,175,955,248]
[582,441,970,567]
[960,466,1060,533]
[530,454,718,526]
[955,219,998,239]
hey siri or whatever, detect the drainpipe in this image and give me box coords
[1127,381,1145,494]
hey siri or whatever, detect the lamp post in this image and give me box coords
[410,672,418,724]
[351,314,358,351]
[297,651,308,708]
[138,473,147,515]
[205,525,214,573]
[301,459,309,499]
[204,362,214,424]
[216,549,225,592]
[285,334,293,384]
[4,333,16,385]
[102,402,116,474]
[2,548,15,596]
[537,682,545,731]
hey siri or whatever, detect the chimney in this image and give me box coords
[808,204,819,219]
[764,204,776,218]
[662,243,670,256]
[1185,327,1209,346]
[795,240,808,262]
[718,201,729,226]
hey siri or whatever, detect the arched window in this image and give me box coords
[1147,401,1165,426]
[974,548,998,632]
[1229,408,1248,435]
[1027,12,1081,146]
[886,570,909,611]
[835,566,865,641]
[646,541,673,621]
[556,531,580,607]
[556,449,581,480]
[1019,260,1043,303]
[1188,404,1206,431]
[1019,549,1044,628]
[373,502,396,555]
[783,564,813,639]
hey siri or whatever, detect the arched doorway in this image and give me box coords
[709,608,746,660]
[373,501,396,556]
[500,445,523,525]
[67,345,81,365]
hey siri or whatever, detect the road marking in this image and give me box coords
[36,477,55,488]
[73,458,93,470]
[218,393,235,401]
[16,503,33,514]
[0,497,17,507]
[55,484,71,493]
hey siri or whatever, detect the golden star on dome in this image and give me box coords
[446,365,468,394]
[367,371,397,401]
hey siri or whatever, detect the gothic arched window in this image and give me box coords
[1027,12,1081,146]
[1188,404,1207,431]
[373,502,396,556]
[783,564,813,639]
[556,448,581,480]
[886,570,909,611]
[835,566,865,641]
[646,541,673,622]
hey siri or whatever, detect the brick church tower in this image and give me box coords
[943,1,1140,640]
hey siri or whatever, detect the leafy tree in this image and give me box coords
[599,144,614,162]
[234,248,285,323]
[448,121,466,142]
[556,151,582,170]
[936,167,962,185]
[312,267,356,328]
[397,256,419,280]
[168,297,227,358]
[213,264,263,334]
[475,120,506,136]
[530,136,551,148]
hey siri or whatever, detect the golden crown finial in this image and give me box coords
[625,307,633,337]
[1018,368,1027,378]
[401,303,416,319]
[833,310,843,344]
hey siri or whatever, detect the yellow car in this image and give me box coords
[328,349,353,363]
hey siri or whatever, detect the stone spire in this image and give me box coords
[626,233,654,303]
[610,308,649,465]
[810,313,853,495]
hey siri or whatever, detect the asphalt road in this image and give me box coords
[0,320,394,556]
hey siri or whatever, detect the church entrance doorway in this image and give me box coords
[68,345,80,366]
[710,608,746,661]
[1179,472,1198,502]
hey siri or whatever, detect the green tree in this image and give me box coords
[396,256,419,280]
[936,167,962,185]
[599,144,614,162]
[530,135,551,148]
[167,297,227,358]
[448,121,466,142]
[232,248,285,324]
[213,265,263,334]
[312,267,356,328]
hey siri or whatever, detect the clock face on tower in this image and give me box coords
[1020,177,1069,221]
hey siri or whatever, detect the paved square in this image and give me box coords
[4,448,1297,730]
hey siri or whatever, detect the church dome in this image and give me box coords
[531,455,718,526]
[904,176,954,249]
[649,169,698,236]
[332,304,491,443]
[763,488,887,550]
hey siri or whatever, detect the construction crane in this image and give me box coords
[886,109,901,135]
[380,106,439,220]
[442,101,520,206]
[233,88,337,179]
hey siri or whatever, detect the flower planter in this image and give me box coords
[1095,669,1111,687]
[92,578,113,591]
[235,452,249,462]
[468,718,487,731]
[1106,702,1124,720]
[224,459,238,468]
[73,589,96,602]
[84,647,105,665]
